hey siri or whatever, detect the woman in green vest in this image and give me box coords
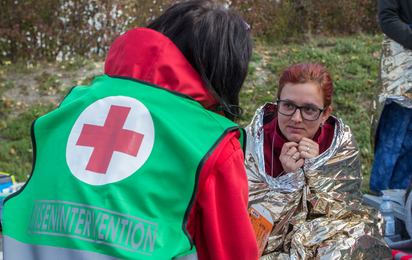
[2,0,259,259]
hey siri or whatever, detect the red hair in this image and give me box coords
[276,63,333,108]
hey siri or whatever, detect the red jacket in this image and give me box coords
[105,28,259,260]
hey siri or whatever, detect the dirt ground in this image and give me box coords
[2,57,270,119]
[2,61,105,116]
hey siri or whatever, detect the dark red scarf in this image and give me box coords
[263,117,335,177]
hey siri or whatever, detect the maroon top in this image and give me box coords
[263,117,335,177]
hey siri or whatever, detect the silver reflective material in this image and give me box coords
[245,103,391,259]
[370,35,412,147]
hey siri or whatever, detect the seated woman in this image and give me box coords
[245,63,391,259]
[262,63,333,177]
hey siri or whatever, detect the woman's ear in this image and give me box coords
[321,106,332,124]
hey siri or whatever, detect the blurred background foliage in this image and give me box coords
[0,0,382,193]
[0,0,379,63]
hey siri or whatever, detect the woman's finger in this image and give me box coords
[281,142,298,157]
[280,142,303,173]
[299,138,319,159]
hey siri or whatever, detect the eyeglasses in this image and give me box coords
[277,100,326,121]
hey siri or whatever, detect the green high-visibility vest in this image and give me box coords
[2,75,245,260]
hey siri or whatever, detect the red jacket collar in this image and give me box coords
[104,28,219,110]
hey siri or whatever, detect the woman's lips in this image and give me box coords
[287,126,304,133]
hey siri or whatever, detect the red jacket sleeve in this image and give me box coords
[187,130,259,260]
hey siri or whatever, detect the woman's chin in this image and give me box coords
[285,133,303,143]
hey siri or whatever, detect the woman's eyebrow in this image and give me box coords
[303,102,322,107]
[282,99,321,107]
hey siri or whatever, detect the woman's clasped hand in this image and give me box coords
[280,137,319,173]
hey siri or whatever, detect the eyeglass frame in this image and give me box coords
[276,99,326,121]
[244,21,250,32]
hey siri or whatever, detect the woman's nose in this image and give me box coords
[291,109,303,122]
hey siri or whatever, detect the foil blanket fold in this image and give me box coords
[370,35,412,147]
[245,103,391,259]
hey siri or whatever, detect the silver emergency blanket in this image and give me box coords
[370,35,412,146]
[245,103,391,259]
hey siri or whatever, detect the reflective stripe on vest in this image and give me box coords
[4,235,199,260]
[4,235,121,260]
[173,252,198,260]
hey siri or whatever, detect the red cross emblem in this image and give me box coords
[76,105,144,174]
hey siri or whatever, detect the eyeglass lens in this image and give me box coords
[278,101,321,120]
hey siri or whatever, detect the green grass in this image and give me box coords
[0,103,56,181]
[35,72,61,93]
[58,57,95,71]
[0,34,383,194]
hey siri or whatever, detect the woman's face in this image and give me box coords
[277,82,332,143]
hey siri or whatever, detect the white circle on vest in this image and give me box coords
[66,96,155,185]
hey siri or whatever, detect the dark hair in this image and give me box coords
[277,63,333,108]
[147,0,252,121]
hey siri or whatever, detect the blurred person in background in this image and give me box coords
[368,0,412,256]
[370,0,412,199]
[2,0,259,259]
